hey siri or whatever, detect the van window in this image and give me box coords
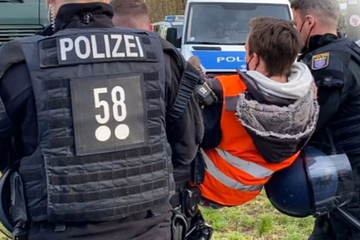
[186,3,291,45]
[153,25,162,33]
[172,24,184,38]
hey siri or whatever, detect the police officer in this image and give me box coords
[292,0,360,239]
[0,1,203,240]
[111,0,152,31]
[110,2,214,239]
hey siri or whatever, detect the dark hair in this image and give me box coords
[248,17,303,77]
[111,0,149,17]
[290,0,340,22]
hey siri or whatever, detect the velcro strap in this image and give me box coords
[149,126,162,136]
[51,197,167,222]
[167,63,201,120]
[44,78,70,90]
[52,144,163,167]
[148,109,163,119]
[146,90,161,100]
[144,72,159,81]
[51,179,167,203]
[142,37,151,45]
[49,118,73,129]
[146,51,158,60]
[46,98,71,110]
[50,137,74,148]
[51,160,166,185]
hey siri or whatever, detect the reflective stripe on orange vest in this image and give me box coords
[198,74,299,206]
[201,149,263,191]
[215,149,274,179]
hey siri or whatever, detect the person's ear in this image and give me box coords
[306,15,315,29]
[149,24,154,31]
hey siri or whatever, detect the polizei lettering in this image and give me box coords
[58,34,145,64]
[217,56,243,63]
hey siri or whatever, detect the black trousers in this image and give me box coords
[308,213,354,240]
[27,204,172,240]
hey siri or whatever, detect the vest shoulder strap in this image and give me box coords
[348,39,360,65]
[307,38,360,66]
[160,38,186,70]
[325,38,360,65]
[161,38,204,119]
[0,40,25,79]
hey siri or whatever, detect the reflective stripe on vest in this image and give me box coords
[215,149,274,179]
[201,149,263,192]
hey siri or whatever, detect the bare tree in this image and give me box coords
[146,0,187,22]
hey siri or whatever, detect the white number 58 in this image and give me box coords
[94,86,127,124]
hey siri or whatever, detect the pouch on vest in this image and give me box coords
[10,172,28,240]
[192,151,205,185]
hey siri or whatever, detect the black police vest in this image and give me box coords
[4,28,176,223]
[301,38,360,156]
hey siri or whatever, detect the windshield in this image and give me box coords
[173,24,184,38]
[186,3,291,45]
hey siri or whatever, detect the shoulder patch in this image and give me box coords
[311,52,330,70]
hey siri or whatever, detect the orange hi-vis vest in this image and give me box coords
[199,75,300,206]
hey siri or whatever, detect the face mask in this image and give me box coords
[299,18,313,53]
[246,56,254,71]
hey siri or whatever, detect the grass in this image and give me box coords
[0,226,9,240]
[201,191,314,240]
[0,172,8,240]
[0,192,314,240]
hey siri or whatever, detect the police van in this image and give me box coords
[167,0,292,76]
[153,15,184,41]
[0,0,48,46]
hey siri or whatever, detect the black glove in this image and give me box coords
[195,82,218,106]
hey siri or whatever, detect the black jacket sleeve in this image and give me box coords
[314,58,360,132]
[200,78,223,149]
[0,96,14,172]
[164,53,204,168]
[315,86,342,132]
[0,62,36,171]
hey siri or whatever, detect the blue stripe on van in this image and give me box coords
[192,51,247,71]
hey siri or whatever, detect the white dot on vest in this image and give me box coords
[115,124,130,140]
[95,126,111,142]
